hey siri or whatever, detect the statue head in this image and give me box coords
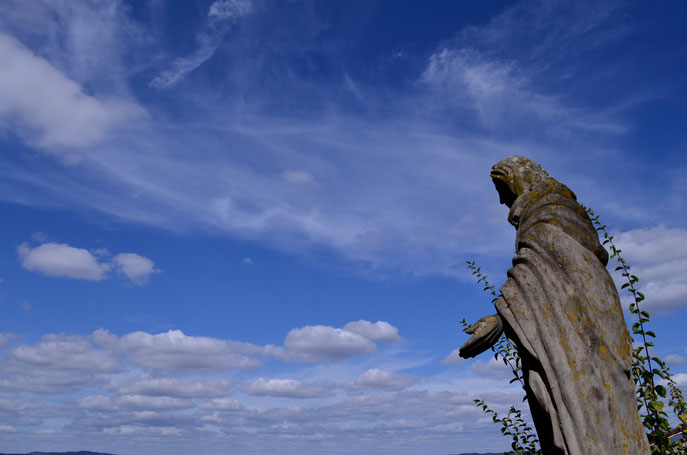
[490,155,550,207]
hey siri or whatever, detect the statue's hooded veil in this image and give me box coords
[490,155,550,209]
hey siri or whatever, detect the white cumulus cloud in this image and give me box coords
[104,377,234,398]
[112,252,160,285]
[613,225,687,313]
[78,394,194,412]
[665,354,685,366]
[672,373,687,387]
[265,321,402,362]
[346,369,420,391]
[242,378,331,398]
[470,357,512,380]
[18,241,159,285]
[77,395,116,412]
[267,325,377,362]
[198,398,242,410]
[441,348,466,366]
[0,31,143,154]
[116,394,194,411]
[11,333,119,373]
[92,329,262,371]
[282,170,315,185]
[342,320,401,342]
[0,333,16,349]
[18,242,110,281]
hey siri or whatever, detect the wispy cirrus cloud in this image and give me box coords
[0,0,663,282]
[208,0,254,22]
[149,0,254,90]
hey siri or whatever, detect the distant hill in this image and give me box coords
[452,453,508,455]
[1,451,505,455]
[0,452,117,455]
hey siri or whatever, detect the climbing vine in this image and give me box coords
[463,261,539,455]
[585,207,687,455]
[462,209,687,454]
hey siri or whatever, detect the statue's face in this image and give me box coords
[490,156,550,207]
[492,177,517,208]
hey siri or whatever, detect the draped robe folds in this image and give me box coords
[494,178,650,455]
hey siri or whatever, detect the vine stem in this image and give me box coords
[464,260,539,453]
[585,207,661,445]
[464,261,524,387]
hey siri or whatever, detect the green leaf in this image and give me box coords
[648,400,664,412]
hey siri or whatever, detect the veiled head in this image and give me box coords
[490,155,550,207]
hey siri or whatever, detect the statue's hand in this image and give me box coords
[459,314,504,359]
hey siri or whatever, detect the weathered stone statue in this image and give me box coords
[459,156,650,455]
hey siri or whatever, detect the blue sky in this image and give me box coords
[1,1,687,454]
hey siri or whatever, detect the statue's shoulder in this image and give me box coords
[532,178,577,201]
[515,178,577,214]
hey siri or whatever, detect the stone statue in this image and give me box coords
[459,156,650,455]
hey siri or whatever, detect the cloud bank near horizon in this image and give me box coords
[0,321,522,454]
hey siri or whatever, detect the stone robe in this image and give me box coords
[494,178,650,455]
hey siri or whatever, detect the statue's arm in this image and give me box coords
[458,314,504,359]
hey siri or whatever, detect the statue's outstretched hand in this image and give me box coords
[459,314,504,359]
